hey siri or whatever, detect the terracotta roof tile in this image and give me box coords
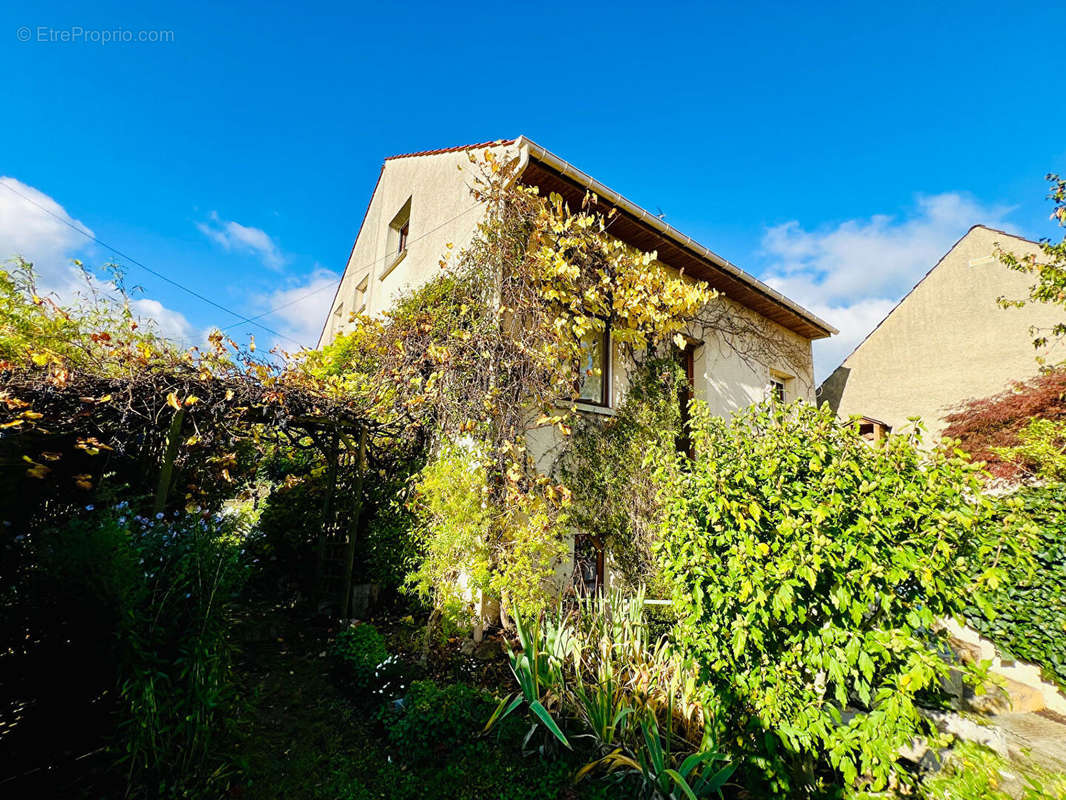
[384,139,516,161]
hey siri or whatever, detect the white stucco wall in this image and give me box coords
[688,297,816,416]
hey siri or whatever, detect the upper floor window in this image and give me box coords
[388,198,412,256]
[355,273,369,314]
[576,328,609,407]
[381,197,413,281]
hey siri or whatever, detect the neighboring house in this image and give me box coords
[818,225,1060,441]
[319,137,835,432]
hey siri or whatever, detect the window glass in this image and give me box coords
[577,329,607,404]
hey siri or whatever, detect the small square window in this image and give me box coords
[769,378,786,403]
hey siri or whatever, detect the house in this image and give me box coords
[319,138,835,429]
[818,226,1061,441]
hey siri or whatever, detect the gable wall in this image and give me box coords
[820,226,1059,440]
[320,144,515,344]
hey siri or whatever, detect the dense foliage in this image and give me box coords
[406,440,570,621]
[7,504,251,796]
[654,401,1023,795]
[559,356,686,590]
[964,486,1066,690]
[941,368,1066,480]
[919,740,1066,800]
[332,623,389,692]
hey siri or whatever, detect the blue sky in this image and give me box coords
[3,0,1064,378]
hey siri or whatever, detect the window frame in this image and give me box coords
[769,378,786,403]
[574,326,611,409]
[676,343,696,458]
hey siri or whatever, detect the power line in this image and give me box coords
[0,179,301,346]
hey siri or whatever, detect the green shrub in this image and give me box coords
[331,675,613,800]
[332,623,388,691]
[965,485,1066,690]
[31,504,251,797]
[380,680,511,763]
[654,401,1021,795]
[406,440,569,623]
[993,417,1066,482]
[254,445,421,595]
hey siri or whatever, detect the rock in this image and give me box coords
[925,709,1009,758]
[948,635,983,665]
[968,677,1047,715]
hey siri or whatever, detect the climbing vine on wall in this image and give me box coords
[964,485,1066,690]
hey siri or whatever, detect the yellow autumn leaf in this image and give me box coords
[166,392,181,411]
[184,395,200,406]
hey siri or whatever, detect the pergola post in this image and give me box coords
[153,408,185,515]
[314,428,340,602]
[341,423,368,619]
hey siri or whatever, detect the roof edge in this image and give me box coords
[316,163,385,349]
[514,136,837,338]
[384,139,516,161]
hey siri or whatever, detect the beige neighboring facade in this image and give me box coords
[818,225,1060,440]
[320,137,835,434]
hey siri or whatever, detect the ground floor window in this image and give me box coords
[572,534,604,595]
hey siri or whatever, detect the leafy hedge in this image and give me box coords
[965,485,1066,690]
[655,401,1015,795]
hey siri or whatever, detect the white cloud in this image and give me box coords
[251,267,340,351]
[129,297,197,346]
[0,175,201,347]
[197,211,284,270]
[758,192,1015,381]
[0,176,95,293]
